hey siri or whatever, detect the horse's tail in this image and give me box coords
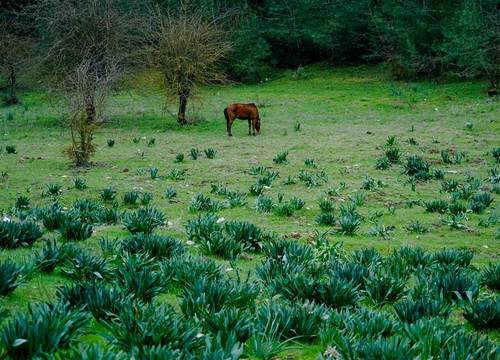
[223,107,229,122]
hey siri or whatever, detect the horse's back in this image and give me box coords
[227,103,259,119]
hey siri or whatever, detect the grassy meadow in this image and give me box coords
[0,65,499,358]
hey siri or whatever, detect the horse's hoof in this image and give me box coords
[228,134,232,137]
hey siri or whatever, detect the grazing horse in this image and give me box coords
[224,103,261,137]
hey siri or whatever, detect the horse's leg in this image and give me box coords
[227,116,234,137]
[251,118,256,136]
[248,119,251,135]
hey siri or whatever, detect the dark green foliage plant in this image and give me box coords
[226,191,247,208]
[385,147,400,163]
[140,192,152,205]
[315,213,336,226]
[62,251,113,282]
[162,255,223,289]
[0,220,43,248]
[190,148,200,160]
[318,276,361,309]
[203,307,253,345]
[122,207,165,234]
[189,193,224,212]
[249,183,264,196]
[115,254,164,302]
[432,267,479,302]
[150,167,159,179]
[256,196,273,213]
[102,303,202,355]
[290,196,305,210]
[59,217,93,241]
[98,207,120,225]
[424,199,448,213]
[338,214,361,235]
[0,260,25,296]
[298,170,326,188]
[441,179,459,193]
[123,191,139,206]
[441,213,468,230]
[351,248,382,267]
[375,156,391,170]
[256,301,329,342]
[405,220,428,234]
[120,233,185,260]
[493,148,500,163]
[43,183,62,197]
[175,153,184,163]
[469,192,494,214]
[449,201,467,215]
[258,171,279,186]
[71,199,103,224]
[433,248,473,267]
[273,151,288,164]
[273,202,295,217]
[100,187,116,202]
[34,239,65,273]
[318,198,335,213]
[481,263,500,291]
[304,158,316,167]
[365,266,408,305]
[393,246,432,269]
[440,328,500,360]
[64,344,119,360]
[165,186,177,200]
[186,213,221,242]
[166,168,187,180]
[358,336,413,360]
[5,145,16,154]
[181,277,259,319]
[73,177,87,190]
[0,302,90,360]
[56,282,131,322]
[463,298,500,330]
[14,196,30,210]
[433,168,445,179]
[107,139,115,147]
[404,155,430,180]
[249,165,267,176]
[198,231,244,260]
[394,296,451,323]
[204,148,217,159]
[225,220,264,252]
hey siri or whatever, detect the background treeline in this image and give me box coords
[1,0,499,86]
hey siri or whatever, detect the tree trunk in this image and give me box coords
[177,93,188,125]
[85,101,96,124]
[7,66,19,105]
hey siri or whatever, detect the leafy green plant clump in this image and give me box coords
[0,260,25,296]
[122,207,165,234]
[0,220,43,248]
[0,302,90,359]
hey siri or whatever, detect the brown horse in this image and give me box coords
[224,103,261,137]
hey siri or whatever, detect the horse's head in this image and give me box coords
[255,118,261,133]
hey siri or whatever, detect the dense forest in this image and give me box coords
[1,0,499,85]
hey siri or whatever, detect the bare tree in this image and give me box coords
[32,0,141,166]
[146,5,231,125]
[0,20,31,105]
[64,59,118,166]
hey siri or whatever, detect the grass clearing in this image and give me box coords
[0,65,499,358]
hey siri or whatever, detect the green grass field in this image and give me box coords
[0,65,499,358]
